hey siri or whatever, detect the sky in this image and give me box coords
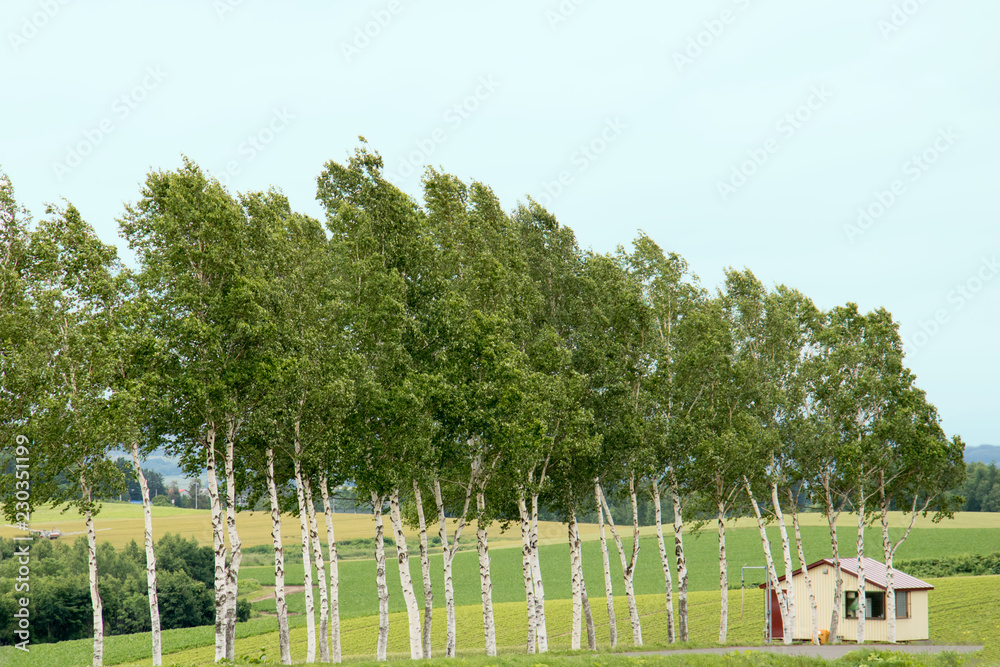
[2,0,997,447]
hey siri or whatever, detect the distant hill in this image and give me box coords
[964,445,1000,465]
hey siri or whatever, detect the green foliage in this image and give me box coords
[962,461,1000,511]
[0,533,222,645]
[895,552,1000,579]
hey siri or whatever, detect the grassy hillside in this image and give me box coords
[5,503,1000,551]
[244,523,1000,621]
[4,575,994,666]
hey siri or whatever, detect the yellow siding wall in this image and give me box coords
[783,567,929,642]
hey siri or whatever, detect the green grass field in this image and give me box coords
[243,522,1000,622]
[3,508,999,666]
[5,576,994,666]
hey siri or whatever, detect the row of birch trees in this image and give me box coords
[0,145,964,665]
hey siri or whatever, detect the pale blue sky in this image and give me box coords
[3,0,997,446]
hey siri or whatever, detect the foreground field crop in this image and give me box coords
[3,575,994,666]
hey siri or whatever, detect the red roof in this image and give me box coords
[764,557,934,591]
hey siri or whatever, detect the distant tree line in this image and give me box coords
[962,461,1000,511]
[0,534,247,645]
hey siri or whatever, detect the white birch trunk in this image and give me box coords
[882,482,928,645]
[206,429,228,662]
[824,474,843,643]
[223,423,243,661]
[598,482,642,646]
[717,501,728,644]
[595,481,617,647]
[670,474,689,642]
[651,478,675,643]
[82,476,104,667]
[476,490,497,657]
[569,513,583,650]
[770,483,795,645]
[575,517,597,651]
[304,478,330,662]
[529,492,548,653]
[372,493,389,662]
[433,478,467,658]
[517,496,537,653]
[293,452,316,663]
[266,448,292,665]
[413,481,433,658]
[882,490,896,643]
[744,477,789,642]
[131,444,161,666]
[388,489,424,660]
[856,491,866,644]
[319,474,341,663]
[787,488,819,645]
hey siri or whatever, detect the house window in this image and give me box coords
[895,590,909,619]
[845,591,886,619]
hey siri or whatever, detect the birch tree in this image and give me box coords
[318,142,434,660]
[20,205,127,667]
[876,390,965,642]
[120,162,278,661]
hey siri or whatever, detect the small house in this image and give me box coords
[765,557,934,642]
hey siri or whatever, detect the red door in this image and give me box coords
[770,589,783,640]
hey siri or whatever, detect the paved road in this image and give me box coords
[622,644,984,659]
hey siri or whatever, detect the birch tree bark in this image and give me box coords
[598,482,642,646]
[433,477,472,657]
[372,493,389,662]
[304,478,330,662]
[205,429,228,662]
[569,513,583,650]
[717,501,728,644]
[856,488,866,644]
[670,474,689,642]
[575,517,597,651]
[787,488,819,645]
[294,451,316,663]
[413,481,434,658]
[651,478,675,643]
[388,489,424,659]
[266,448,292,665]
[745,477,789,642]
[881,478,931,644]
[82,478,104,667]
[770,482,795,645]
[131,443,162,666]
[517,495,537,653]
[477,489,497,656]
[595,481,617,647]
[529,490,549,652]
[320,474,341,663]
[223,421,244,661]
[823,472,845,643]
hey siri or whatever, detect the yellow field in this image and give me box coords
[4,503,997,552]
